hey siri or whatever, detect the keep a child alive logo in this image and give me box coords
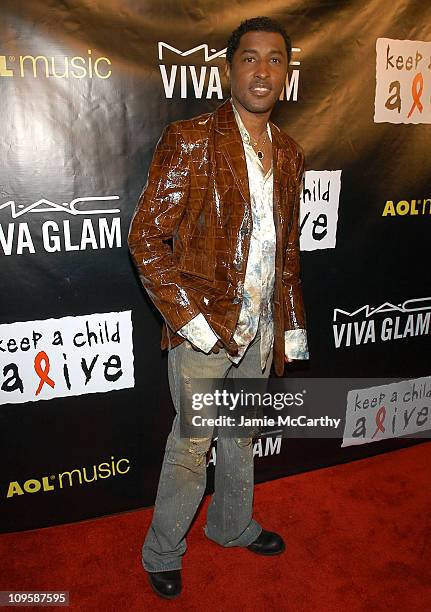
[0,311,134,405]
[374,38,431,124]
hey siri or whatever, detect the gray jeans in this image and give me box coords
[142,328,273,572]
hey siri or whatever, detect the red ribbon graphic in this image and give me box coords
[372,405,386,439]
[407,72,424,118]
[34,350,55,396]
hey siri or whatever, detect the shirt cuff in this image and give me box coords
[177,313,219,353]
[284,329,309,360]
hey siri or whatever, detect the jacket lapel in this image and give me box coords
[269,122,286,374]
[270,123,288,238]
[214,99,250,205]
[214,99,287,221]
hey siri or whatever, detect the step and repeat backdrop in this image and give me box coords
[0,0,429,532]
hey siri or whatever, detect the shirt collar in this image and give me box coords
[230,98,272,144]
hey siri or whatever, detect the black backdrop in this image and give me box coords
[0,0,429,533]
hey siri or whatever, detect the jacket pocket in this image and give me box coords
[178,240,215,281]
[178,270,219,292]
[178,271,224,315]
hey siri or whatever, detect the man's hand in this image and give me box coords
[210,339,225,353]
[189,339,222,353]
[285,354,293,363]
[190,339,239,356]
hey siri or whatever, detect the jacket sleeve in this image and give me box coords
[282,145,309,359]
[127,123,203,334]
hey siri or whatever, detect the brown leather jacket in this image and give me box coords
[128,98,306,376]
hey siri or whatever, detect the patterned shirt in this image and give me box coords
[228,102,275,369]
[177,100,309,367]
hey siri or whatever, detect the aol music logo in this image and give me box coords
[0,49,111,79]
[6,456,130,498]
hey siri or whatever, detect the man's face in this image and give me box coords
[226,30,289,115]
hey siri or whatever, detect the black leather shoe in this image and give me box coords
[147,569,182,599]
[246,530,285,555]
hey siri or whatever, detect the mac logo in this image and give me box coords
[157,41,301,100]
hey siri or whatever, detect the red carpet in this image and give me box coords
[1,443,430,611]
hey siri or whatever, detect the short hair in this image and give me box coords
[226,16,292,65]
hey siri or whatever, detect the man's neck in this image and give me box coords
[230,97,271,141]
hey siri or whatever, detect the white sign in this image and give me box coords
[342,376,431,447]
[0,311,134,405]
[300,170,341,251]
[374,37,431,124]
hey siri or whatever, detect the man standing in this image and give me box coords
[128,16,309,599]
